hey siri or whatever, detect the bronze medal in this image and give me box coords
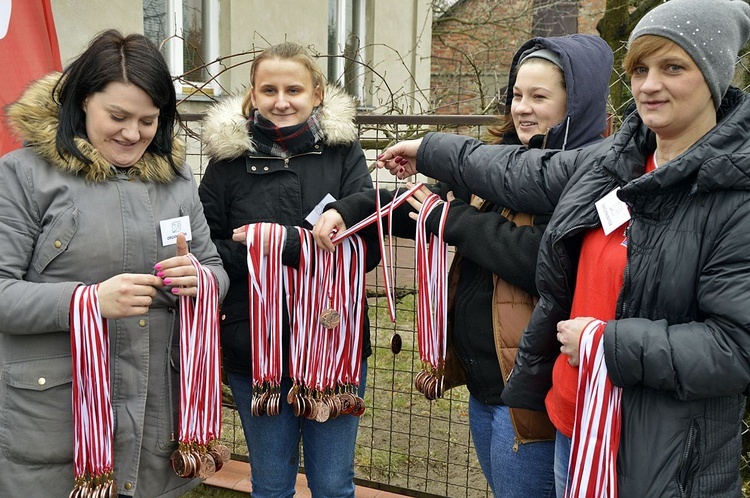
[170,449,188,477]
[351,396,366,416]
[189,451,201,479]
[339,392,354,414]
[294,395,304,417]
[215,443,231,464]
[209,448,224,472]
[390,332,402,354]
[307,397,319,419]
[287,384,300,405]
[436,375,445,399]
[414,370,426,392]
[319,308,341,329]
[108,480,118,498]
[200,452,216,479]
[315,399,330,423]
[329,396,341,418]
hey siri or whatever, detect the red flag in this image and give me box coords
[0,0,62,156]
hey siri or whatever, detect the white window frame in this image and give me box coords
[328,0,366,104]
[155,0,221,97]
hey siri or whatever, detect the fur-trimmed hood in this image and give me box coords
[201,84,359,162]
[5,72,184,183]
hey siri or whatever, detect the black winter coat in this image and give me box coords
[415,87,750,497]
[199,88,377,375]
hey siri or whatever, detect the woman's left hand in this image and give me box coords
[154,233,198,297]
[406,183,454,220]
[556,316,596,367]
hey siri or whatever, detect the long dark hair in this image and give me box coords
[54,29,180,172]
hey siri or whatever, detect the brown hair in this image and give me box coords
[241,42,326,117]
[624,35,679,76]
[486,57,565,144]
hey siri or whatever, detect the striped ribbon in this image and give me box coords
[414,195,450,375]
[177,254,221,447]
[70,284,115,495]
[566,319,622,498]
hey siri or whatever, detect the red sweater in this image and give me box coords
[546,155,656,437]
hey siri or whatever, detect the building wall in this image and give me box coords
[49,0,432,115]
[51,0,144,65]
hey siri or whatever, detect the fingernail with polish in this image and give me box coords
[377,153,383,159]
[157,271,165,278]
[154,263,162,270]
[163,278,172,285]
[172,288,180,294]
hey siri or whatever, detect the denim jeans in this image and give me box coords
[469,396,555,498]
[227,359,367,498]
[554,430,572,498]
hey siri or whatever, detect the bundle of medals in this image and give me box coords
[170,254,230,479]
[70,284,117,498]
[246,223,367,420]
[246,223,286,417]
[331,183,451,402]
[413,194,450,400]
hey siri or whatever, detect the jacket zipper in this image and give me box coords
[251,150,323,169]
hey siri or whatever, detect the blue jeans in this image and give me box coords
[469,396,555,498]
[227,359,367,498]
[554,431,572,498]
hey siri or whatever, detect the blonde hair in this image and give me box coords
[241,42,326,117]
[624,35,679,76]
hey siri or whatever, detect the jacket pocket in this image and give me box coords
[676,418,702,497]
[1,355,74,464]
[157,308,180,452]
[31,203,78,274]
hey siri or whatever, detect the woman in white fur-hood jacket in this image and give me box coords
[198,42,377,497]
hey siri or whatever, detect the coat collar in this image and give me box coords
[613,87,750,199]
[200,84,359,162]
[6,73,184,183]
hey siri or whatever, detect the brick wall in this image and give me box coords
[431,0,607,115]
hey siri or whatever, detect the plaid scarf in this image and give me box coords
[250,107,324,157]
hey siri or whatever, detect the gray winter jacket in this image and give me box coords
[0,74,228,498]
[414,87,750,497]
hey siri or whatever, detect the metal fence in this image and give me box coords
[181,101,750,497]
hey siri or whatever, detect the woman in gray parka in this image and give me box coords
[0,30,228,498]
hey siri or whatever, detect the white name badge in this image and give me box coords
[305,193,336,226]
[0,0,10,40]
[160,216,193,246]
[594,188,631,235]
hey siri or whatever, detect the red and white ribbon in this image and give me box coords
[246,223,286,393]
[286,229,367,394]
[414,194,450,373]
[331,183,424,244]
[566,319,622,498]
[177,254,221,447]
[70,284,114,491]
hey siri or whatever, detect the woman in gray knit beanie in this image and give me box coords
[373,0,750,496]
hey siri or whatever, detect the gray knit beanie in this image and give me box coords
[519,48,564,70]
[628,0,750,109]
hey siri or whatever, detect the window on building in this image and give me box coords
[327,0,366,105]
[143,0,220,97]
[532,0,578,37]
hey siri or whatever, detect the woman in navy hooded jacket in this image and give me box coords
[314,34,613,498]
